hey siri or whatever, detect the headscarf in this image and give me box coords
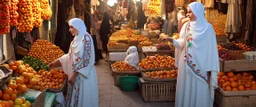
[124,46,139,70]
[68,18,89,51]
[188,2,208,35]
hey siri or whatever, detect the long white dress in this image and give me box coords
[59,33,99,107]
[174,2,219,107]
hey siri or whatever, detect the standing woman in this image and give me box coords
[160,2,219,107]
[49,18,99,107]
[99,12,111,61]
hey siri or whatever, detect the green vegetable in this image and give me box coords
[22,56,49,71]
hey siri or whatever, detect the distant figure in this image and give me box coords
[177,10,186,32]
[99,12,111,61]
[137,0,147,29]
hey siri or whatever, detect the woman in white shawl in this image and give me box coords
[49,18,99,107]
[124,46,139,70]
[160,2,219,107]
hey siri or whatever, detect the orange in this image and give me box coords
[2,94,11,100]
[11,94,17,101]
[238,85,245,91]
[20,97,26,104]
[4,87,13,95]
[228,77,236,82]
[225,86,232,91]
[50,68,58,74]
[8,61,14,67]
[15,77,24,84]
[227,72,234,77]
[221,76,229,81]
[251,85,256,90]
[20,85,27,93]
[218,72,225,77]
[230,81,238,88]
[245,82,252,88]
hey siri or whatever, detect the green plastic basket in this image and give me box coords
[119,76,139,92]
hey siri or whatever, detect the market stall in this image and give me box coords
[0,39,66,106]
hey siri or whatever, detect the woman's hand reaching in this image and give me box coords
[158,37,173,43]
[48,60,61,69]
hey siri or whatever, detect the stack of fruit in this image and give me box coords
[218,42,252,60]
[36,69,66,91]
[10,0,19,26]
[7,60,67,91]
[138,40,153,49]
[17,0,34,32]
[0,0,10,34]
[41,0,52,20]
[144,69,178,79]
[139,54,175,70]
[28,39,64,64]
[107,41,129,50]
[32,0,42,28]
[112,61,136,71]
[218,71,256,91]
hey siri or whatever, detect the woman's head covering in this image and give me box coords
[68,18,87,36]
[68,18,89,50]
[124,46,139,69]
[188,2,208,33]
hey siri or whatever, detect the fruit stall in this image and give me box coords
[215,40,256,107]
[0,39,66,107]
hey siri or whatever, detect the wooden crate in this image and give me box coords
[214,88,256,107]
[139,78,176,102]
[219,59,256,72]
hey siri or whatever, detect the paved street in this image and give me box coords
[95,59,174,107]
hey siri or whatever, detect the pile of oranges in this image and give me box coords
[139,55,175,70]
[36,69,66,91]
[144,69,178,79]
[218,71,256,91]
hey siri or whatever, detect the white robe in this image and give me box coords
[59,34,99,107]
[174,2,219,107]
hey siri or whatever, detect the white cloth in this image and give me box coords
[124,46,139,70]
[173,2,219,107]
[59,18,99,107]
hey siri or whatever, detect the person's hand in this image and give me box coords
[158,37,173,43]
[69,72,78,85]
[48,61,56,69]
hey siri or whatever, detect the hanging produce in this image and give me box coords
[10,0,19,26]
[41,0,52,20]
[17,0,34,32]
[0,0,10,34]
[32,0,42,28]
[28,39,64,64]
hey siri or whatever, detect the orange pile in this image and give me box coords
[112,61,136,71]
[28,39,64,64]
[17,0,34,32]
[10,0,19,26]
[32,0,43,28]
[144,69,177,79]
[139,54,175,70]
[36,69,66,90]
[218,71,256,91]
[41,0,52,20]
[0,0,10,34]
